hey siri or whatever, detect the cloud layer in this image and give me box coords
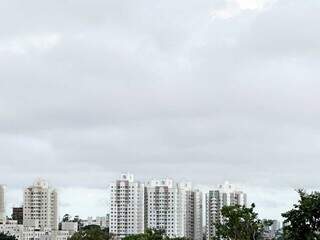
[1,0,320,220]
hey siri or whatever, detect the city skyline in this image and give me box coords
[0,175,284,239]
[1,0,319,232]
[1,174,296,222]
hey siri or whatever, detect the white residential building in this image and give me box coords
[109,173,145,239]
[0,220,69,240]
[206,182,247,239]
[188,189,203,240]
[61,221,78,235]
[82,215,109,229]
[23,179,58,231]
[0,185,5,223]
[145,179,203,240]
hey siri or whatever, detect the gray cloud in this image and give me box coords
[0,0,319,219]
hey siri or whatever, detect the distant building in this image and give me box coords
[0,220,70,240]
[12,207,23,225]
[61,221,78,235]
[109,173,145,238]
[145,179,203,240]
[205,182,247,239]
[263,219,281,239]
[23,179,58,230]
[82,215,109,229]
[109,174,203,240]
[0,185,5,223]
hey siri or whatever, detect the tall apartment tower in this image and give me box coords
[0,185,5,223]
[109,173,145,239]
[206,182,247,239]
[145,179,203,240]
[187,189,203,240]
[23,179,58,230]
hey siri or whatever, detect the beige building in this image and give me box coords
[23,179,58,231]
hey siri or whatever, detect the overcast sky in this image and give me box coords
[1,0,320,221]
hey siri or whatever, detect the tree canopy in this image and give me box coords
[123,229,187,240]
[69,225,110,240]
[214,203,268,240]
[282,190,320,240]
[0,233,17,240]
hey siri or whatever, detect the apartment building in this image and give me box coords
[110,174,203,240]
[145,179,202,240]
[23,179,58,231]
[206,182,247,239]
[0,185,5,224]
[109,173,145,239]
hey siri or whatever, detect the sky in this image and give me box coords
[1,0,320,221]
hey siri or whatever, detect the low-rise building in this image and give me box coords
[61,221,78,235]
[0,221,69,240]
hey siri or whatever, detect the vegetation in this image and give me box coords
[214,204,270,240]
[0,233,17,240]
[282,190,320,240]
[123,229,188,240]
[69,225,110,240]
[68,190,320,240]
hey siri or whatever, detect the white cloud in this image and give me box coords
[0,0,319,220]
[0,33,61,54]
[211,0,275,19]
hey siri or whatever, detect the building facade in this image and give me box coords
[145,179,202,240]
[206,182,247,239]
[12,207,24,225]
[0,220,69,240]
[82,215,109,229]
[109,173,145,238]
[23,179,58,231]
[0,185,5,223]
[109,174,202,240]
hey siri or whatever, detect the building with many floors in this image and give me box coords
[145,179,202,240]
[110,174,203,240]
[0,185,5,224]
[109,173,145,239]
[23,179,58,231]
[205,182,247,239]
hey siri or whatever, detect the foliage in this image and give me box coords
[123,229,188,240]
[63,214,72,222]
[0,233,17,240]
[69,225,110,240]
[214,203,268,240]
[282,190,320,240]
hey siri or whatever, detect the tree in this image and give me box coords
[63,214,72,222]
[123,229,188,240]
[282,190,320,240]
[214,203,268,240]
[0,233,17,240]
[69,225,110,240]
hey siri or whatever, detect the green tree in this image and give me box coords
[214,203,268,240]
[123,229,188,240]
[69,225,110,240]
[0,233,17,240]
[63,214,72,222]
[282,190,320,240]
